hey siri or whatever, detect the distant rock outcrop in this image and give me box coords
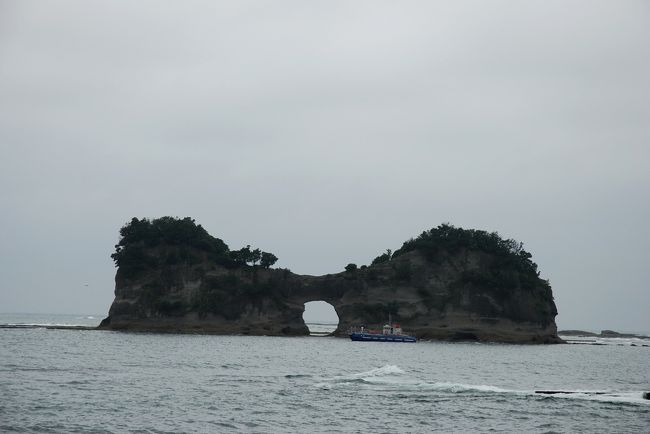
[559,329,649,339]
[99,217,561,343]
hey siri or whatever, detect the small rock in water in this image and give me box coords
[643,392,650,400]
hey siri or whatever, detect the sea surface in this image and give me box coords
[1,314,648,433]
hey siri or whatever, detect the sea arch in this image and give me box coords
[302,300,340,336]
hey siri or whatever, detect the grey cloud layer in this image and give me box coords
[1,1,648,331]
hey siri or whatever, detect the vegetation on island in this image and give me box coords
[371,249,392,265]
[392,223,538,275]
[370,223,550,299]
[111,217,278,278]
[107,218,554,327]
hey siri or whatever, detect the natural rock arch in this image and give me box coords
[302,301,339,335]
[100,219,561,343]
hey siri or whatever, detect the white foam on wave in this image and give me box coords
[313,364,409,388]
[421,382,514,394]
[560,335,650,346]
[312,366,649,405]
[314,365,520,393]
[354,364,405,378]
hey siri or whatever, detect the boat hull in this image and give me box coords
[349,332,416,343]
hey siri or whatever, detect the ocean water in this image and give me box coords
[1,314,648,433]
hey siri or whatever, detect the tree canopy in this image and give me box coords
[111,217,279,275]
[371,249,392,266]
[260,252,278,268]
[392,223,539,276]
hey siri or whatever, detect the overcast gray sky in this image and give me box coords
[1,1,648,332]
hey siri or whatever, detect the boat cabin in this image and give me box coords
[383,323,402,335]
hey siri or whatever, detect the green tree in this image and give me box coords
[260,252,278,268]
[231,245,253,265]
[391,223,544,289]
[251,248,262,266]
[111,216,231,272]
[371,249,392,266]
[345,263,358,273]
[111,216,280,271]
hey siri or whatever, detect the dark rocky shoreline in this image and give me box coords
[559,329,650,340]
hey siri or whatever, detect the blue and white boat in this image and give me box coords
[349,317,416,343]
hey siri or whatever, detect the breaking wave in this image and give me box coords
[313,364,407,387]
[313,365,649,405]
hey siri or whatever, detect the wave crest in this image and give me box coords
[311,366,649,405]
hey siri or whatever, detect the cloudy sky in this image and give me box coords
[1,1,648,332]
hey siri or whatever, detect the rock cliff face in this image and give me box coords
[99,220,560,343]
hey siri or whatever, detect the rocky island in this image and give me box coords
[99,217,561,343]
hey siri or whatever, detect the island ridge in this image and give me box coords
[99,217,561,343]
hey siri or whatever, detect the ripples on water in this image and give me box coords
[0,315,648,433]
